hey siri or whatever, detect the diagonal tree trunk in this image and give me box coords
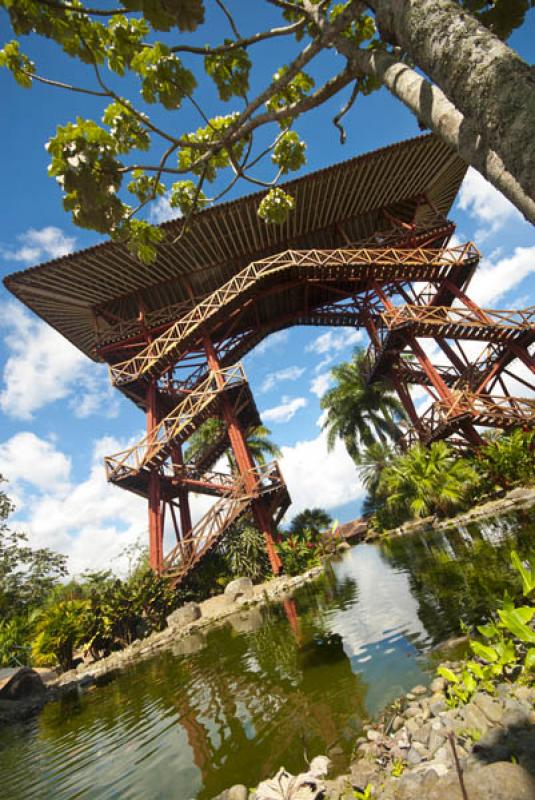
[338,43,535,224]
[365,0,535,211]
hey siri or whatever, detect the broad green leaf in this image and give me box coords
[470,640,499,662]
[524,648,535,670]
[437,666,459,683]
[498,608,535,644]
[511,550,535,596]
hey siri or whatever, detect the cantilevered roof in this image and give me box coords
[4,134,467,361]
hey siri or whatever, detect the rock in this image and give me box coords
[427,727,446,756]
[166,602,201,629]
[501,705,531,729]
[172,633,206,656]
[225,578,254,599]
[430,677,446,693]
[411,685,427,696]
[391,715,404,732]
[405,746,422,765]
[473,692,504,724]
[412,722,431,747]
[429,698,447,717]
[228,785,248,800]
[366,728,381,741]
[405,717,421,736]
[423,761,535,800]
[404,705,421,718]
[0,668,45,701]
[460,703,489,735]
[229,608,264,634]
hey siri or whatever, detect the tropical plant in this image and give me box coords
[276,529,321,576]
[1,1,533,267]
[0,616,32,668]
[476,428,535,492]
[222,519,270,582]
[185,419,281,472]
[321,349,405,463]
[289,508,333,536]
[356,441,395,517]
[32,599,89,672]
[0,476,68,621]
[373,441,480,530]
[438,549,535,708]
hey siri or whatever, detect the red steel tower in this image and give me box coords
[5,135,534,586]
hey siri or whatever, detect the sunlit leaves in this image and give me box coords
[127,170,165,203]
[47,118,125,233]
[511,549,535,596]
[0,40,35,87]
[169,180,207,215]
[205,41,251,101]
[112,218,165,264]
[330,3,376,44]
[102,102,150,152]
[266,67,315,127]
[179,113,245,181]
[272,131,306,174]
[131,43,196,108]
[106,15,149,75]
[257,187,295,224]
[121,0,205,32]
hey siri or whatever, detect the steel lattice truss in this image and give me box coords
[92,215,535,586]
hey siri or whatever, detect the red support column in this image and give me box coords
[171,442,193,554]
[147,379,164,572]
[203,336,282,574]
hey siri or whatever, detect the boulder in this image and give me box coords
[166,602,201,629]
[0,668,45,701]
[227,785,248,800]
[224,578,254,600]
[423,761,535,800]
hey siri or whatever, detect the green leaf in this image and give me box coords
[257,187,295,225]
[437,666,459,683]
[511,550,535,596]
[470,640,499,662]
[524,648,535,670]
[272,131,307,174]
[498,607,535,644]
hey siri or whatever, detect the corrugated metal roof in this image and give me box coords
[4,134,467,361]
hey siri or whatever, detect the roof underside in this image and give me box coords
[4,134,467,361]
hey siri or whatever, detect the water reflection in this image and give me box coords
[1,510,533,799]
[379,508,535,643]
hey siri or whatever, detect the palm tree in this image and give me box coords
[377,441,479,524]
[184,419,281,471]
[321,347,406,463]
[289,507,333,535]
[356,441,395,517]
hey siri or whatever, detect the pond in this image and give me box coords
[2,507,534,799]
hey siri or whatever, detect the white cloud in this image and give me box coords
[262,396,307,424]
[306,328,363,355]
[467,245,535,307]
[260,365,305,393]
[457,168,524,241]
[310,372,332,398]
[0,432,71,493]
[149,194,180,224]
[0,302,119,420]
[0,226,76,263]
[255,330,289,355]
[279,431,365,517]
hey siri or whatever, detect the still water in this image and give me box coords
[1,508,534,799]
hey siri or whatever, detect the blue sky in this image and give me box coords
[0,6,534,575]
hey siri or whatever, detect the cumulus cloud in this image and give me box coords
[310,372,332,398]
[306,328,363,355]
[262,396,307,424]
[0,226,76,263]
[260,365,305,393]
[457,168,524,241]
[254,329,289,355]
[0,302,119,420]
[0,432,71,493]
[279,431,365,518]
[467,245,535,307]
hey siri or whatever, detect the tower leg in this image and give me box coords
[203,336,282,574]
[147,379,164,572]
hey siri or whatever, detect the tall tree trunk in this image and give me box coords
[366,0,535,210]
[341,45,535,224]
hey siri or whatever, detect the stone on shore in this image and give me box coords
[423,761,535,800]
[224,577,254,600]
[166,602,201,629]
[0,668,45,701]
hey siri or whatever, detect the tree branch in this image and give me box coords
[21,69,110,97]
[169,19,306,55]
